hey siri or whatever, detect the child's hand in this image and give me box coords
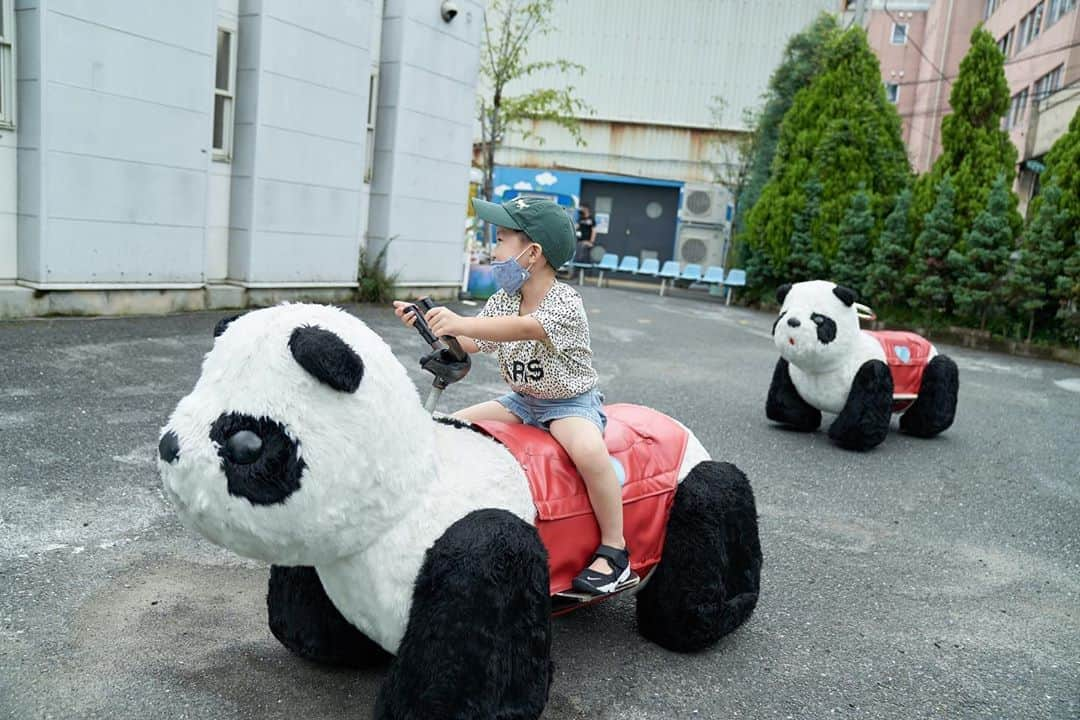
[426,307,470,338]
[392,300,418,328]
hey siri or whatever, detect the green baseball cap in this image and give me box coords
[472,196,576,268]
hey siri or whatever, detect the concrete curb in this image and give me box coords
[888,324,1080,367]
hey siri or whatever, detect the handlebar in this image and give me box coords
[406,297,471,408]
[408,297,468,362]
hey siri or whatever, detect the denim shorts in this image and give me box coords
[496,388,607,434]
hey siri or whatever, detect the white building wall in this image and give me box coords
[0,113,14,282]
[3,0,487,315]
[17,0,214,287]
[205,0,239,283]
[0,0,15,281]
[368,0,484,286]
[229,0,372,287]
[357,0,382,262]
[15,0,44,285]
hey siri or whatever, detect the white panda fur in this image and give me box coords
[160,303,709,653]
[773,280,937,414]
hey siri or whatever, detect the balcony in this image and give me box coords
[1027,81,1080,159]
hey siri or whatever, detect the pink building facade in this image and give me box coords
[849,0,1079,211]
[984,0,1080,209]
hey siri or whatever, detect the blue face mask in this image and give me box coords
[491,248,533,295]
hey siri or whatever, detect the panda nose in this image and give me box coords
[225,430,264,465]
[787,317,801,328]
[159,430,180,464]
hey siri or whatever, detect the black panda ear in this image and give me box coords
[214,313,243,338]
[776,283,792,305]
[289,326,364,393]
[832,286,858,307]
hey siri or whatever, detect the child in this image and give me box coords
[393,197,628,595]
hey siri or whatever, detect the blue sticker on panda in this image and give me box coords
[894,345,911,363]
[609,456,626,487]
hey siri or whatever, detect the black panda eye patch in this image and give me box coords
[811,313,837,344]
[210,413,305,505]
[289,325,364,392]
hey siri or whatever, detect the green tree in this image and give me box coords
[744,239,780,299]
[1010,184,1068,341]
[1056,235,1080,345]
[999,110,1080,342]
[914,27,1020,240]
[743,28,910,278]
[913,174,959,316]
[733,12,840,238]
[833,189,874,292]
[950,174,1014,330]
[864,189,913,307]
[783,178,828,282]
[477,0,591,201]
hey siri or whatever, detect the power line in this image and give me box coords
[882,0,951,89]
[889,37,1080,88]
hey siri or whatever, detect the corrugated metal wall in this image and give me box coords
[502,0,839,132]
[496,117,741,183]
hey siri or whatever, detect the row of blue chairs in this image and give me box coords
[566,254,747,304]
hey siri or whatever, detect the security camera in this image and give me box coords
[440,0,459,22]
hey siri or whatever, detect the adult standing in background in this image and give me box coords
[575,204,598,263]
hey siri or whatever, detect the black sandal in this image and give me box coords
[572,544,632,595]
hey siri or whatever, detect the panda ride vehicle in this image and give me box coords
[157,302,763,720]
[767,280,959,451]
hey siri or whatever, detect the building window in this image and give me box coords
[0,0,15,129]
[1006,88,1029,130]
[1017,2,1045,53]
[212,26,237,161]
[985,0,1001,19]
[364,71,378,184]
[885,83,900,104]
[891,23,908,45]
[1033,65,1064,102]
[997,28,1014,57]
[1047,0,1077,27]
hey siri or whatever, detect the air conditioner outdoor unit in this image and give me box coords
[675,223,727,269]
[678,183,730,225]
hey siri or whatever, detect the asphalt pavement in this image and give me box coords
[1,284,1077,719]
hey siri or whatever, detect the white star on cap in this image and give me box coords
[514,197,529,209]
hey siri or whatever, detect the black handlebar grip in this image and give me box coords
[407,304,440,347]
[415,296,467,362]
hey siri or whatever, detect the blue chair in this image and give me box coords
[680,263,703,284]
[701,266,725,285]
[637,258,660,276]
[616,256,639,274]
[570,246,599,285]
[658,260,681,296]
[570,260,593,285]
[595,253,619,287]
[723,268,747,305]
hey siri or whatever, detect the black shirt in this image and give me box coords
[577,216,595,243]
